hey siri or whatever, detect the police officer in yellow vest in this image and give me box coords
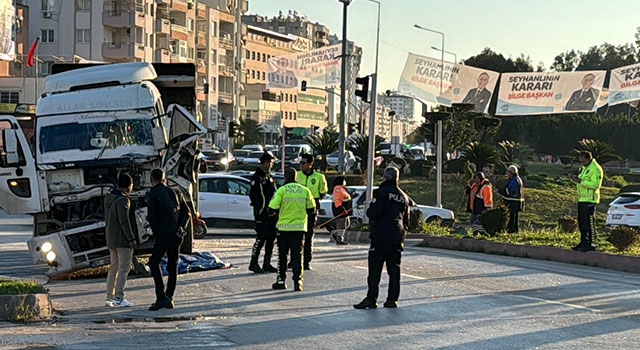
[268,167,316,291]
[568,151,603,252]
[296,154,328,270]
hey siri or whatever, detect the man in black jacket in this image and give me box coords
[248,151,278,273]
[354,167,410,310]
[146,168,191,311]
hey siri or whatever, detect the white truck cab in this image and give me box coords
[0,62,206,276]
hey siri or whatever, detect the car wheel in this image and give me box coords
[193,222,208,239]
[348,217,362,230]
[426,216,441,224]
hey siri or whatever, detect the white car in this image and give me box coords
[233,149,252,164]
[198,174,254,226]
[243,151,265,165]
[317,186,455,231]
[327,150,357,173]
[606,192,640,229]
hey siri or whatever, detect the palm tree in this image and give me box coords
[304,126,338,171]
[237,118,265,146]
[348,133,385,170]
[497,140,535,171]
[571,138,622,165]
[460,141,500,172]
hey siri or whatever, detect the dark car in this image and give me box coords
[202,151,235,171]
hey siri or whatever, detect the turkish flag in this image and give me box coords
[26,38,39,68]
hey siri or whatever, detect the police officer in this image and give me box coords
[296,154,327,270]
[268,168,316,291]
[354,167,410,309]
[248,151,278,273]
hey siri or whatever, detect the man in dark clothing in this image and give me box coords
[296,154,328,270]
[147,168,191,311]
[104,174,137,308]
[248,151,278,273]
[354,167,410,310]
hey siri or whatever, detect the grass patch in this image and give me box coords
[0,279,47,295]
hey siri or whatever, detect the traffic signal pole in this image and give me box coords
[364,73,377,223]
[338,0,351,175]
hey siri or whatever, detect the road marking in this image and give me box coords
[353,266,427,280]
[511,295,601,313]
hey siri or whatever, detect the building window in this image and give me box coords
[262,54,266,63]
[293,95,297,103]
[284,111,289,119]
[211,49,217,64]
[188,47,194,59]
[75,29,90,43]
[75,0,90,10]
[187,19,195,32]
[285,94,289,102]
[41,29,54,43]
[251,70,255,79]
[42,0,54,11]
[210,21,217,37]
[0,92,19,103]
[293,112,297,120]
[40,61,54,75]
[210,77,217,91]
[179,40,187,58]
[251,51,255,60]
[261,72,265,80]
[245,50,249,59]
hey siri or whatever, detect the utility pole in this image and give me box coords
[337,0,352,175]
[227,0,243,172]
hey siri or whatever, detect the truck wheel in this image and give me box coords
[180,224,194,255]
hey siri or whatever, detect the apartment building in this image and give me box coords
[243,11,329,49]
[241,23,327,142]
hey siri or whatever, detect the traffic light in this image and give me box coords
[228,121,237,138]
[355,75,370,103]
[301,80,307,91]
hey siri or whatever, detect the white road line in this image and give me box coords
[510,294,601,313]
[353,265,427,280]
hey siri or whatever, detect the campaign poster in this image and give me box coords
[0,0,15,61]
[608,62,640,106]
[267,44,341,90]
[397,52,499,113]
[496,71,607,115]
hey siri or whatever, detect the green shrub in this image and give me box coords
[421,221,454,236]
[0,280,47,295]
[557,215,578,233]
[479,206,508,236]
[408,208,424,232]
[606,227,638,252]
[605,175,628,189]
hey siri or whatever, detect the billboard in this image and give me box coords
[267,44,342,90]
[496,71,607,115]
[397,53,499,113]
[608,62,640,106]
[0,0,14,61]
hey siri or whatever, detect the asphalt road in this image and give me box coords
[2,214,640,349]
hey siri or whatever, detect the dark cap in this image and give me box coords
[259,151,275,163]
[474,171,485,180]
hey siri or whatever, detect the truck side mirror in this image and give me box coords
[3,129,20,165]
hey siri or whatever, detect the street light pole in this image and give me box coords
[431,46,456,64]
[365,0,381,211]
[338,0,352,175]
[414,23,445,208]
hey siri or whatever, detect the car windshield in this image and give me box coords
[285,146,303,154]
[202,151,224,160]
[248,151,263,158]
[39,119,154,153]
[234,150,251,157]
[612,194,640,205]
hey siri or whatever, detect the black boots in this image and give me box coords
[262,256,277,273]
[353,298,378,310]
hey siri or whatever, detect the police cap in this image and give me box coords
[259,151,275,163]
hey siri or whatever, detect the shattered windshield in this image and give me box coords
[39,119,154,153]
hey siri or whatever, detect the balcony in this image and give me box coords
[219,91,233,104]
[196,31,207,48]
[219,36,233,50]
[155,18,170,35]
[102,42,145,60]
[171,24,188,41]
[171,0,188,12]
[102,10,132,27]
[154,48,171,63]
[197,6,207,19]
[219,65,233,77]
[197,58,206,73]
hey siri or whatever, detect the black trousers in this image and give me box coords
[277,231,304,283]
[366,246,402,303]
[251,210,277,265]
[149,234,183,301]
[303,213,316,266]
[578,202,596,246]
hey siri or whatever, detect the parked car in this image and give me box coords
[198,174,253,227]
[233,149,252,164]
[327,150,357,173]
[283,144,312,168]
[243,151,265,165]
[242,144,264,152]
[606,192,640,229]
[317,186,455,231]
[230,170,285,187]
[201,150,235,171]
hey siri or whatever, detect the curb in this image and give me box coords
[421,236,640,274]
[0,293,52,321]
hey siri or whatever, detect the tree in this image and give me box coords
[304,126,338,171]
[463,48,534,73]
[348,133,384,170]
[237,118,264,146]
[497,140,535,173]
[571,138,622,165]
[460,141,500,172]
[405,121,433,145]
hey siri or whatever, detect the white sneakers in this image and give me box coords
[106,297,134,307]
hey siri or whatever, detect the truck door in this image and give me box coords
[162,104,207,197]
[0,116,41,214]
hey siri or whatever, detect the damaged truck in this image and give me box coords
[0,62,207,276]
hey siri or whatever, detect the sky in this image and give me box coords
[248,0,640,91]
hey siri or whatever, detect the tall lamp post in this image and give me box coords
[431,46,456,64]
[365,0,381,210]
[337,0,352,175]
[414,23,445,208]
